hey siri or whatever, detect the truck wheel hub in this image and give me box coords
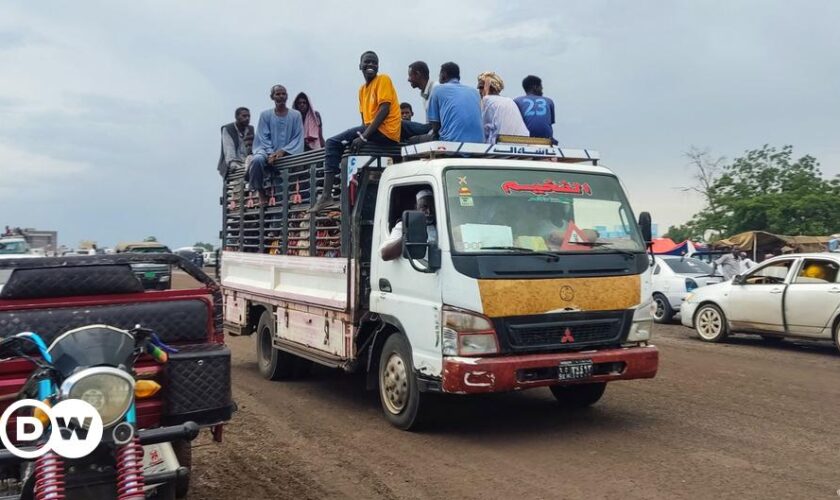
[381,353,408,414]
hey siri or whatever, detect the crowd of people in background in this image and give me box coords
[218,51,558,210]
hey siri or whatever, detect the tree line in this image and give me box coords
[665,145,840,242]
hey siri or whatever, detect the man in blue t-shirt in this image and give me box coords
[514,75,556,142]
[426,62,484,143]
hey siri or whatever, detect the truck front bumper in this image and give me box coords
[441,345,659,394]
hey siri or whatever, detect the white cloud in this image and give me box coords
[0,142,89,195]
[0,1,838,244]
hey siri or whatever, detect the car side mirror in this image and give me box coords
[732,274,744,285]
[638,212,652,245]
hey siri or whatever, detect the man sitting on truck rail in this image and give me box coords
[426,62,484,143]
[311,51,402,213]
[380,189,437,261]
[218,107,254,178]
[514,75,557,143]
[400,102,432,142]
[477,71,530,144]
[248,84,304,202]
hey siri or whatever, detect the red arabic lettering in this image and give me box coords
[500,180,592,196]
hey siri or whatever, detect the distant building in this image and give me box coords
[20,228,58,255]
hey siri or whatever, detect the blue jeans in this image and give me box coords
[401,120,432,142]
[247,153,270,192]
[324,126,399,174]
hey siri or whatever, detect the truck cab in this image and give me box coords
[221,141,658,429]
[0,238,38,260]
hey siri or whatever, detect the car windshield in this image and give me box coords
[444,168,645,254]
[663,258,713,275]
[0,241,28,254]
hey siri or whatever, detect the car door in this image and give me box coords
[726,258,795,333]
[783,257,840,337]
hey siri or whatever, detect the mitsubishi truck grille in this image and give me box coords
[496,310,631,352]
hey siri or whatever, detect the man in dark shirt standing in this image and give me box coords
[514,75,556,143]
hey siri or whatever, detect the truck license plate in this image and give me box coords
[558,359,593,381]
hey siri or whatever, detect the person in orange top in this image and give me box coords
[311,50,401,212]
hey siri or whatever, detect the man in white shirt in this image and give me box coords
[477,71,530,144]
[739,252,756,273]
[380,190,437,261]
[403,60,434,142]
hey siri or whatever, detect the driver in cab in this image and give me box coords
[380,190,437,261]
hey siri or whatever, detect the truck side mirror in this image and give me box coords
[401,210,440,272]
[402,210,429,260]
[638,212,653,245]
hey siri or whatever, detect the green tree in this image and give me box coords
[676,145,840,239]
[194,242,214,251]
[663,224,699,242]
[714,145,840,235]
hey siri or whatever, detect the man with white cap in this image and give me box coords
[477,71,529,144]
[380,189,437,261]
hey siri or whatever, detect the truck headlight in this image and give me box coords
[60,368,134,427]
[626,300,653,342]
[442,307,499,356]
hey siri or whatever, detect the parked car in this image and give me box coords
[681,253,840,351]
[203,250,217,267]
[115,242,173,289]
[175,247,205,268]
[651,255,723,323]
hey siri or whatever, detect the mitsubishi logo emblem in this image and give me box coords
[561,327,575,343]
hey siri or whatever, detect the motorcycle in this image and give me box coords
[0,325,199,499]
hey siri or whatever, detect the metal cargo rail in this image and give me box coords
[221,146,401,257]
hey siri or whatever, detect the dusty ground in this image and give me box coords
[188,321,840,500]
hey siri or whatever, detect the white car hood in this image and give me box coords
[688,280,732,301]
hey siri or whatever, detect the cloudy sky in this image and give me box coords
[2,1,838,248]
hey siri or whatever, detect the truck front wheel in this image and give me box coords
[256,311,295,380]
[550,382,606,408]
[378,334,424,430]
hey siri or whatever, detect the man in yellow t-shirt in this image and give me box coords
[312,51,402,212]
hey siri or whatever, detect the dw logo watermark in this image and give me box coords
[0,399,103,459]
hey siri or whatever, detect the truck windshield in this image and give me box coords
[444,168,645,254]
[0,241,27,254]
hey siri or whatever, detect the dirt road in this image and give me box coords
[187,321,840,500]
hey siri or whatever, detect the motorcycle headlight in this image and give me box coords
[60,368,135,427]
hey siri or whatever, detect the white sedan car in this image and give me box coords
[651,256,723,323]
[681,253,840,351]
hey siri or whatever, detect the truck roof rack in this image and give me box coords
[401,141,600,165]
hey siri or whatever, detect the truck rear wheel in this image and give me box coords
[378,334,424,430]
[550,382,606,408]
[256,310,295,380]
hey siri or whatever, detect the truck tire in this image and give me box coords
[550,382,606,408]
[652,293,674,324]
[378,334,424,430]
[256,310,295,380]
